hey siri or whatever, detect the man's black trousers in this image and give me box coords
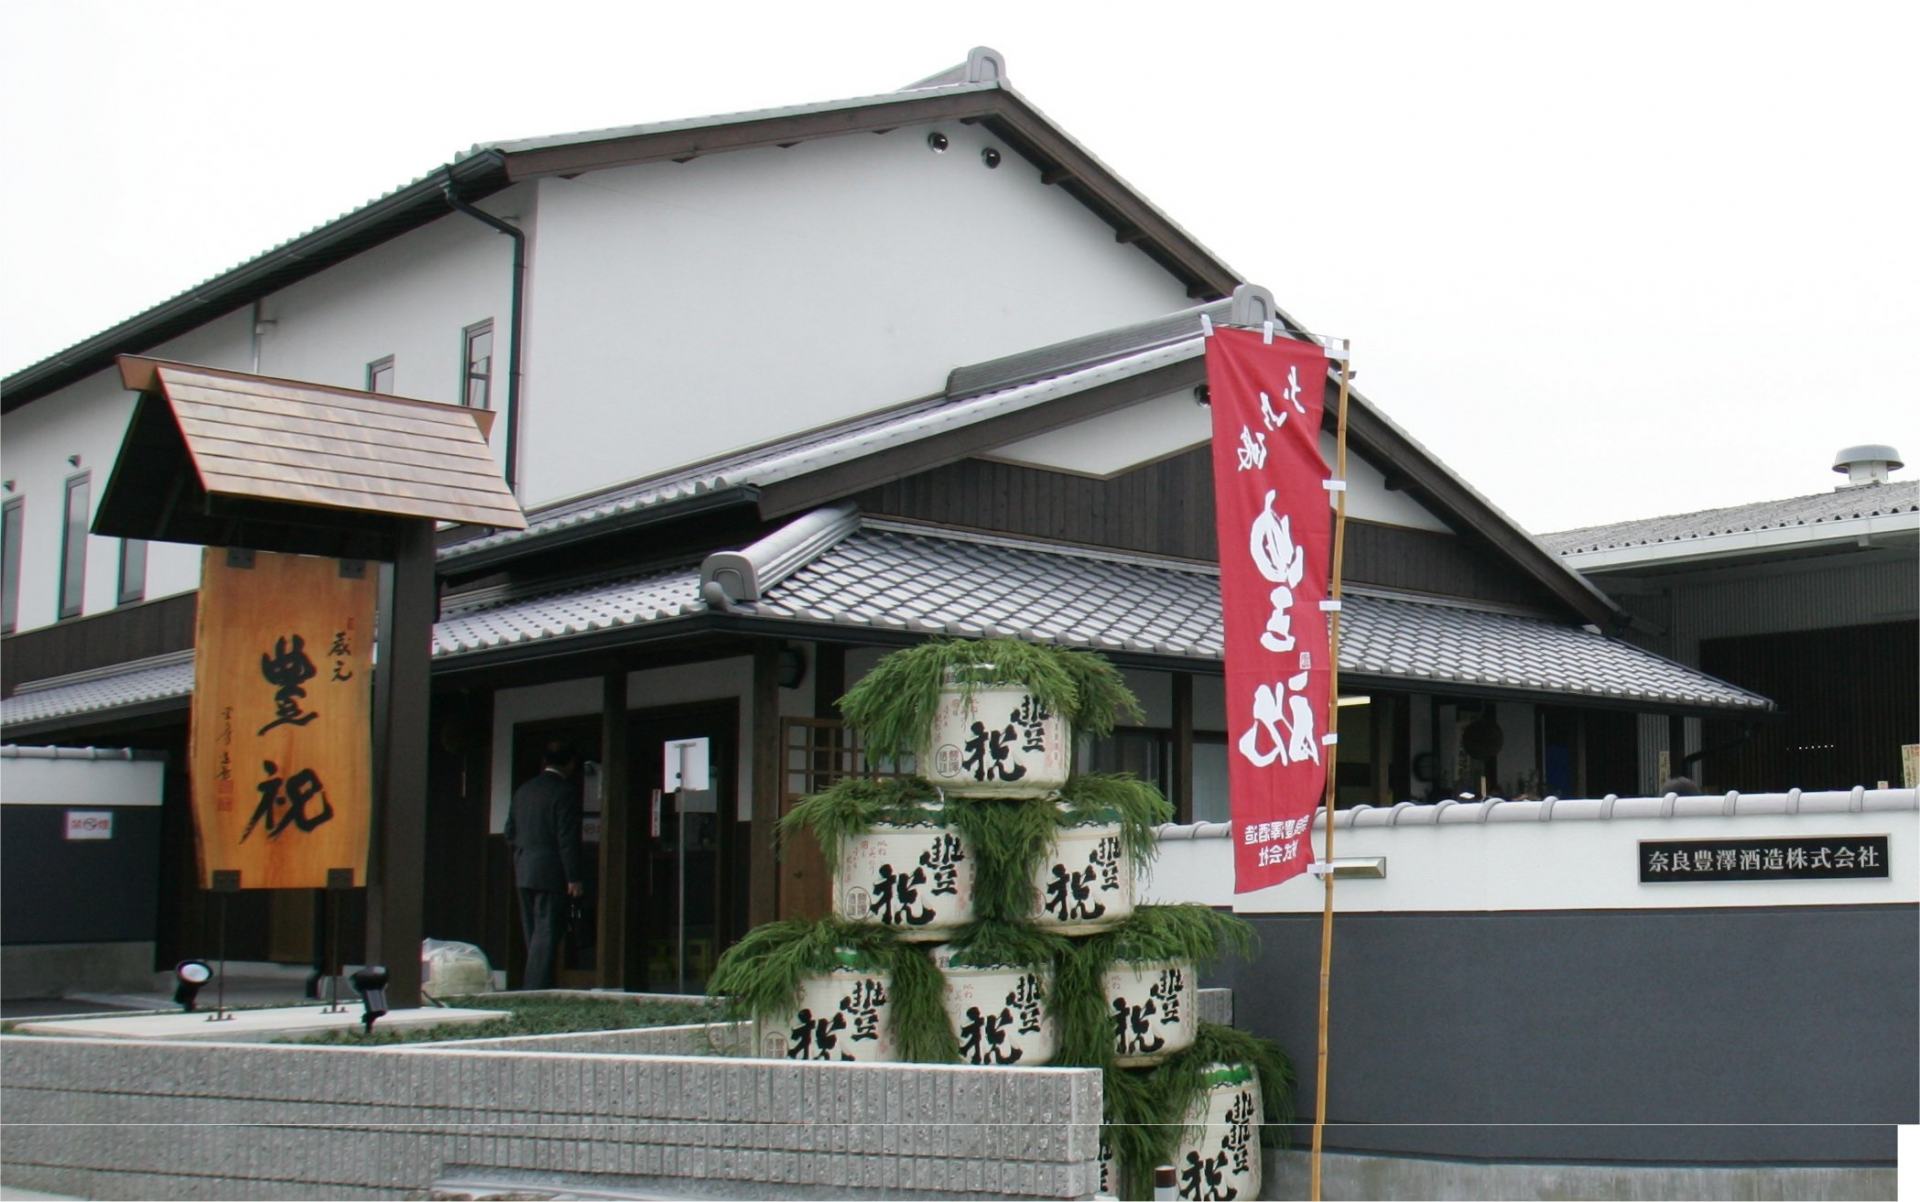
[517,887,568,989]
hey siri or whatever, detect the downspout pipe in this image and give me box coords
[442,167,525,493]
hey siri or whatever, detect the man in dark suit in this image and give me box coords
[505,740,585,989]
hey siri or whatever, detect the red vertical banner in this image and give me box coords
[1206,327,1333,893]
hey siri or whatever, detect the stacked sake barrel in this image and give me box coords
[711,639,1284,1201]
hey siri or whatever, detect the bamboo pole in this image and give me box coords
[1309,344,1353,1202]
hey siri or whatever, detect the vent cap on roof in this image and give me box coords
[1832,444,1904,486]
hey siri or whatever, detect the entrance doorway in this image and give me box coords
[625,703,742,993]
[507,716,602,989]
[508,700,745,993]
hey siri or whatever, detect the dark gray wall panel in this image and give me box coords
[1,806,161,945]
[1212,905,1916,1164]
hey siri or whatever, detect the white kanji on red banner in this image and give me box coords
[1206,328,1332,893]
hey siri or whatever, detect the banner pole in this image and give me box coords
[1310,344,1353,1202]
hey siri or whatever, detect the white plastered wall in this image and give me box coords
[1149,793,1920,912]
[518,120,1193,508]
[1,312,250,634]
[3,190,522,638]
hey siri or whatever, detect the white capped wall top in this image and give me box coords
[1832,444,1904,486]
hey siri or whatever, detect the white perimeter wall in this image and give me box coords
[517,120,1193,508]
[1147,790,1920,912]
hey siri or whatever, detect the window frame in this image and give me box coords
[58,470,90,620]
[461,319,494,409]
[117,537,148,606]
[1,495,22,634]
[366,355,395,394]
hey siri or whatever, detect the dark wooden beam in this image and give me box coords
[1114,226,1147,244]
[366,519,435,1008]
[596,670,631,989]
[1040,167,1072,186]
[813,642,846,720]
[1171,672,1195,824]
[749,642,782,927]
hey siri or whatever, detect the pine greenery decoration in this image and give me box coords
[938,777,1172,923]
[1058,774,1174,875]
[780,774,1171,926]
[837,637,1143,763]
[940,797,1066,922]
[707,918,958,1063]
[775,775,940,865]
[721,637,1294,1199]
[942,920,1073,972]
[1103,1022,1296,1201]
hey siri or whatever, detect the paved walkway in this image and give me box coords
[4,962,346,1021]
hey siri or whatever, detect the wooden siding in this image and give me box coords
[1701,620,1918,791]
[856,451,1565,610]
[0,592,196,695]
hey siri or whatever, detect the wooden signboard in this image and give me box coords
[189,548,376,889]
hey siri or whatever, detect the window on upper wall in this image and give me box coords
[462,319,494,409]
[1,495,22,634]
[117,538,148,606]
[58,471,90,619]
[367,356,395,394]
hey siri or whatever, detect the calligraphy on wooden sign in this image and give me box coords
[189,548,375,889]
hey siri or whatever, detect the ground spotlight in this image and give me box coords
[173,960,212,1012]
[350,965,389,1035]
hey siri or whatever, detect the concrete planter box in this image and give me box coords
[0,1030,1105,1200]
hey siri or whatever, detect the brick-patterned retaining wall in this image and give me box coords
[0,1036,1103,1200]
[413,1021,756,1056]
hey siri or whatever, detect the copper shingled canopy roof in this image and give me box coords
[95,357,524,558]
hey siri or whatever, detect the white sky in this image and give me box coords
[2,0,1914,534]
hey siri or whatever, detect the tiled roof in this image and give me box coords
[0,651,196,729]
[439,339,1203,563]
[2,518,1771,733]
[743,523,1769,711]
[1541,480,1920,558]
[433,565,704,656]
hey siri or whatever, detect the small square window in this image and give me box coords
[462,320,494,409]
[367,356,395,394]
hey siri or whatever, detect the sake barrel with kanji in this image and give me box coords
[920,671,1072,798]
[759,951,896,1062]
[833,810,975,941]
[1028,817,1133,935]
[1171,1063,1263,1201]
[1102,957,1197,1067]
[931,945,1056,1067]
